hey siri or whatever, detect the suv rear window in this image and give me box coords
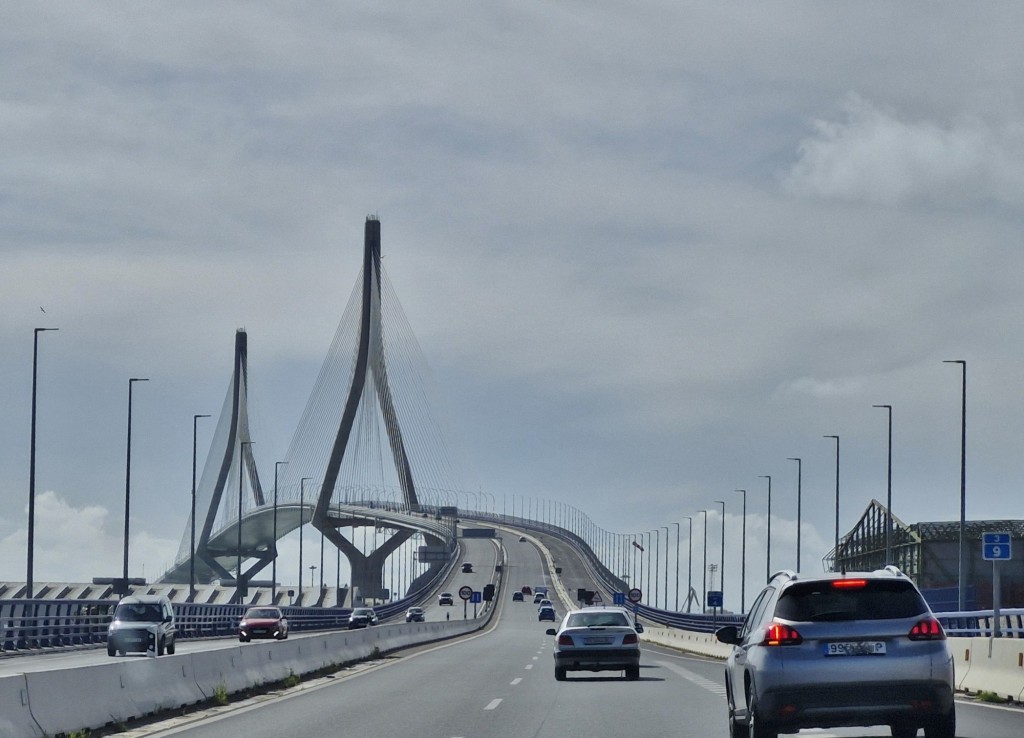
[775,579,927,622]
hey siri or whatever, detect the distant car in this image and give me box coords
[538,605,557,622]
[533,592,545,604]
[537,598,552,611]
[716,567,955,738]
[438,592,454,606]
[347,607,378,629]
[519,536,527,542]
[107,595,176,657]
[462,562,474,573]
[405,606,425,623]
[535,586,549,597]
[239,607,288,642]
[521,586,532,596]
[545,605,640,681]
[512,591,524,602]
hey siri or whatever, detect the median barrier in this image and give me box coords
[640,626,732,659]
[122,655,207,720]
[956,636,1024,701]
[0,674,40,738]
[24,661,131,737]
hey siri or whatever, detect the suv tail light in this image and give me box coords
[557,634,575,646]
[908,617,945,641]
[622,632,639,645]
[762,622,803,646]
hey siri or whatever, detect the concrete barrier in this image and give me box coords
[0,674,41,738]
[25,661,132,737]
[955,636,1024,701]
[641,625,733,659]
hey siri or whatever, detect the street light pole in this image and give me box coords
[943,360,967,610]
[27,326,58,599]
[654,528,660,609]
[873,405,893,565]
[735,490,747,613]
[698,510,708,612]
[123,377,149,589]
[671,522,681,611]
[661,525,669,610]
[299,477,311,603]
[787,458,802,571]
[824,436,840,566]
[190,413,211,601]
[715,501,725,609]
[758,475,772,582]
[272,461,287,604]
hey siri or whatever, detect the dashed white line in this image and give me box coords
[510,677,523,686]
[532,656,539,660]
[484,698,503,711]
[525,664,534,670]
[654,660,727,699]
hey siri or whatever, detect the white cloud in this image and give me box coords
[784,94,1024,207]
[0,491,178,583]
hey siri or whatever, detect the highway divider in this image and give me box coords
[14,617,490,738]
[952,636,1024,701]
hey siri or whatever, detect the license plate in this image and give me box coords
[584,636,614,645]
[824,641,886,656]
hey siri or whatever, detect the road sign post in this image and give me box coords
[471,590,482,618]
[459,585,473,620]
[983,532,1012,637]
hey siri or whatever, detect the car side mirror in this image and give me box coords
[163,615,173,624]
[634,622,644,633]
[715,625,740,645]
[545,628,557,636]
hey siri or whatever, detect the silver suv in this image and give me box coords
[716,567,954,738]
[107,595,177,656]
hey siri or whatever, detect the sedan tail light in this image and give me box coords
[908,617,945,641]
[761,622,803,646]
[557,634,574,646]
[622,632,639,645]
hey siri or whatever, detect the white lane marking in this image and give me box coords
[484,698,502,710]
[532,656,539,660]
[654,660,728,699]
[510,677,523,686]
[525,664,534,670]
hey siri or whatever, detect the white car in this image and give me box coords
[546,606,641,680]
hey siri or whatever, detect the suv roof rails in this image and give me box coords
[768,569,798,583]
[876,564,906,577]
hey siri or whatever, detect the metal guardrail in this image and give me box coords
[937,609,1024,638]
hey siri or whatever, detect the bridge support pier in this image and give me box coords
[324,525,414,603]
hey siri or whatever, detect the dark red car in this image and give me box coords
[238,607,289,641]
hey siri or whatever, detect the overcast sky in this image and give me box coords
[3,3,1024,609]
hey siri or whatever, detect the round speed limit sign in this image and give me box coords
[627,588,643,603]
[458,585,474,601]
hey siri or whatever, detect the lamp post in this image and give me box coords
[714,501,725,609]
[122,378,149,588]
[698,510,708,611]
[758,475,772,582]
[824,436,840,566]
[671,522,680,611]
[661,525,669,610]
[735,490,747,613]
[943,360,967,610]
[873,405,893,565]
[190,413,211,601]
[682,516,692,612]
[236,441,254,604]
[646,530,653,603]
[299,477,312,603]
[27,326,58,599]
[654,527,660,608]
[787,458,802,571]
[272,461,287,603]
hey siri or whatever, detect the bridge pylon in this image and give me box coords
[313,218,423,601]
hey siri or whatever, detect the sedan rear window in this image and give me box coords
[567,612,630,628]
[775,580,927,622]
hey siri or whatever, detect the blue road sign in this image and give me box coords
[707,590,723,608]
[613,592,626,605]
[983,532,1012,561]
[470,591,482,604]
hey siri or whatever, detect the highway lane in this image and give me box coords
[136,529,728,738]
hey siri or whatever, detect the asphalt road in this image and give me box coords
[117,530,1024,738]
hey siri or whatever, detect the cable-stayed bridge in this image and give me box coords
[159,218,464,604]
